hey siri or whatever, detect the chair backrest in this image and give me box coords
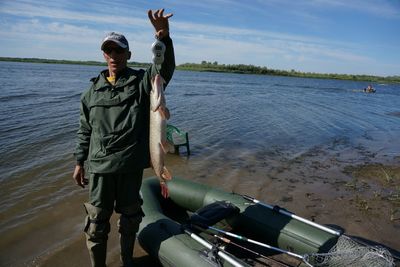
[167,124,185,144]
[166,124,190,155]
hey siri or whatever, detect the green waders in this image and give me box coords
[84,170,143,267]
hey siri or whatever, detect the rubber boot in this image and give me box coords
[119,232,136,267]
[118,206,143,267]
[86,237,107,267]
[84,203,112,267]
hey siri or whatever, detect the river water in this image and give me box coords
[0,62,399,266]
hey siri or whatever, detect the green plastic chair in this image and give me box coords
[166,124,190,155]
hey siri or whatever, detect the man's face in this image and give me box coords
[102,42,131,75]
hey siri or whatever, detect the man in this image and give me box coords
[72,9,175,267]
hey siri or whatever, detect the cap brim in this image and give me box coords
[101,40,128,50]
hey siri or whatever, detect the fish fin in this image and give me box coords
[164,107,170,120]
[155,74,166,86]
[160,75,166,84]
[161,167,172,180]
[158,106,170,120]
[160,141,169,154]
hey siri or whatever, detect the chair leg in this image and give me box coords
[185,133,190,156]
[174,145,180,155]
[186,144,190,156]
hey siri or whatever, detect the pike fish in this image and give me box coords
[149,74,172,192]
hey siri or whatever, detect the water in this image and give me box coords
[0,62,399,266]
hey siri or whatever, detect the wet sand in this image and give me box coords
[1,136,399,267]
[37,221,160,267]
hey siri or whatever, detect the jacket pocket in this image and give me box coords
[90,131,110,158]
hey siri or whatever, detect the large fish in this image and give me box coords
[149,74,172,198]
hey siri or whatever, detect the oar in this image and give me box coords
[213,235,291,267]
[183,227,245,267]
[241,194,342,236]
[192,223,313,267]
[191,223,395,267]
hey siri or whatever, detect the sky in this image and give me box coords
[0,0,399,76]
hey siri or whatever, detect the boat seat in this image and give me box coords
[166,124,190,155]
[191,201,240,227]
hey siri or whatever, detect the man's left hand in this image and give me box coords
[148,8,173,39]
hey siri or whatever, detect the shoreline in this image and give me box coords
[1,57,398,83]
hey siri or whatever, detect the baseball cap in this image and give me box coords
[101,32,129,50]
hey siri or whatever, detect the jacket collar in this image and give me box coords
[93,68,138,91]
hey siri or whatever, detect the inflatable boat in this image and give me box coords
[138,177,396,266]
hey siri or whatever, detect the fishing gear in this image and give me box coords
[191,202,290,266]
[189,200,394,267]
[191,222,394,267]
[151,36,166,67]
[201,230,285,267]
[183,227,246,267]
[213,235,291,267]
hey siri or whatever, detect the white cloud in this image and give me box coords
[0,0,398,75]
[0,1,149,28]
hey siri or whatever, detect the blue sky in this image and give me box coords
[0,0,399,76]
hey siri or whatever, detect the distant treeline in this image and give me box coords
[0,57,151,68]
[1,57,399,83]
[179,61,400,83]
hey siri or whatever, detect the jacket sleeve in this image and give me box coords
[159,35,175,85]
[142,35,175,94]
[74,95,92,165]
